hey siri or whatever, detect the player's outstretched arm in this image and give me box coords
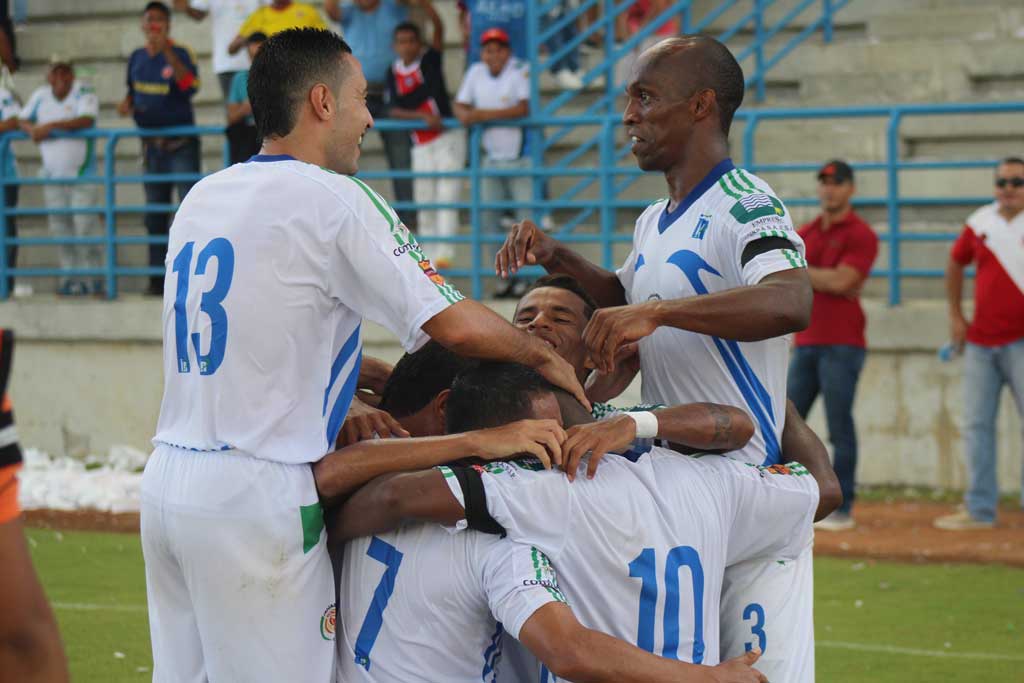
[495,220,627,308]
[519,603,767,683]
[781,400,842,520]
[314,418,565,505]
[583,268,812,374]
[422,299,590,408]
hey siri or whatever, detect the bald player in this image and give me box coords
[495,36,816,682]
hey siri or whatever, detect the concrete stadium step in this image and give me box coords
[866,5,1021,42]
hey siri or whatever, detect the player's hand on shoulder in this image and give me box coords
[358,355,394,397]
[337,397,410,447]
[562,414,635,482]
[584,342,639,404]
[709,649,768,683]
[467,419,566,471]
[583,303,660,375]
[495,219,556,278]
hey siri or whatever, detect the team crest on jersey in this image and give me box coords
[729,194,786,224]
[692,213,712,240]
[418,259,447,287]
[320,604,336,641]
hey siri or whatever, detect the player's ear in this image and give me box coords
[691,88,716,123]
[309,82,334,122]
[434,389,452,433]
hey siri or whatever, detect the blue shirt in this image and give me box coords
[340,0,408,84]
[464,0,527,63]
[227,70,254,126]
[126,43,199,129]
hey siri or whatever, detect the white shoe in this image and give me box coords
[815,511,856,531]
[12,282,33,298]
[555,69,584,90]
[933,510,994,530]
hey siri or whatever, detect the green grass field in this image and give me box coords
[26,527,1024,682]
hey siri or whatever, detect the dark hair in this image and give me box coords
[378,341,477,418]
[446,362,554,434]
[655,35,744,136]
[1000,156,1024,167]
[247,31,268,44]
[248,28,352,141]
[143,1,170,17]
[394,21,422,41]
[524,274,598,320]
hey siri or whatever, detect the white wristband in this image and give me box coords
[626,411,659,439]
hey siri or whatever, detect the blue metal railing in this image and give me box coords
[1,101,1020,303]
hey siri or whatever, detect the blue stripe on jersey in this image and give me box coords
[658,158,735,234]
[324,325,361,416]
[247,154,297,163]
[326,350,362,449]
[620,442,653,462]
[481,622,504,682]
[634,253,645,271]
[666,249,781,466]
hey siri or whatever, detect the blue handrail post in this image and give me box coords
[823,0,834,43]
[599,120,615,270]
[104,135,119,299]
[526,0,544,227]
[0,137,9,300]
[469,126,483,300]
[886,112,902,306]
[680,0,691,34]
[754,0,766,102]
[742,114,759,170]
[605,0,617,115]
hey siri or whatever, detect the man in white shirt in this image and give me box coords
[141,28,587,683]
[20,57,101,296]
[173,0,268,97]
[0,83,21,297]
[454,27,531,283]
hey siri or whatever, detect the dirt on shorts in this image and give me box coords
[23,501,1024,568]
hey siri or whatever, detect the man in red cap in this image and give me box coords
[454,26,531,296]
[787,159,878,531]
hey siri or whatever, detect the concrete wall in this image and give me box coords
[2,296,1020,496]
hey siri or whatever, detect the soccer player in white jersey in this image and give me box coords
[141,28,588,683]
[494,36,817,681]
[332,363,840,682]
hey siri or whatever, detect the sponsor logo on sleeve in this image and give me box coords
[730,193,786,224]
[418,259,448,287]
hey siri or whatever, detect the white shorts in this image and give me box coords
[141,445,337,683]
[720,541,815,683]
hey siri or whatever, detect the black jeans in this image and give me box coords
[143,137,200,294]
[367,92,416,229]
[3,184,17,293]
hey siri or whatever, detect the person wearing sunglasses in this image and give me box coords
[937,156,1024,530]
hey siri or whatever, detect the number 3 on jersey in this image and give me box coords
[172,238,235,375]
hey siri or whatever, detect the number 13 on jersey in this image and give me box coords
[171,238,235,376]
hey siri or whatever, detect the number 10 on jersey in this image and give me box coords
[172,238,235,376]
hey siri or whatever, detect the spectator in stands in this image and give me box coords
[0,78,19,296]
[173,0,268,98]
[118,1,200,296]
[454,27,530,297]
[936,157,1024,530]
[387,18,462,269]
[459,0,581,90]
[21,57,103,297]
[227,0,325,54]
[325,0,419,230]
[225,31,266,164]
[614,0,678,89]
[787,160,878,532]
[0,0,18,73]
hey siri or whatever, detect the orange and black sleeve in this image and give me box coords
[0,329,23,524]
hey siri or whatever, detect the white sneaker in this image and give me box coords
[12,282,33,298]
[933,510,994,530]
[555,69,584,90]
[815,511,856,531]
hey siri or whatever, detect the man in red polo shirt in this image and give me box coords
[936,156,1024,530]
[787,160,878,531]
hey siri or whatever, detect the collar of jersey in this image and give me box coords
[658,157,735,234]
[247,154,297,163]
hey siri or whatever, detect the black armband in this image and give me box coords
[450,466,505,536]
[740,236,796,268]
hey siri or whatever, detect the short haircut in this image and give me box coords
[394,21,422,40]
[248,28,352,141]
[446,362,553,434]
[524,274,598,320]
[378,341,477,418]
[247,31,268,44]
[656,35,745,136]
[999,156,1024,167]
[143,1,170,17]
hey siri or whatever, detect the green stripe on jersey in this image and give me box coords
[299,502,325,554]
[735,168,762,193]
[718,177,742,200]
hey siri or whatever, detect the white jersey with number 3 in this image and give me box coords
[446,450,819,670]
[153,155,462,463]
[617,159,806,466]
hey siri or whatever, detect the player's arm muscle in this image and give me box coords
[654,402,755,452]
[520,603,750,683]
[780,400,842,520]
[649,268,812,341]
[327,470,462,542]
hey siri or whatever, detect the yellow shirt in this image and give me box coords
[238,3,327,37]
